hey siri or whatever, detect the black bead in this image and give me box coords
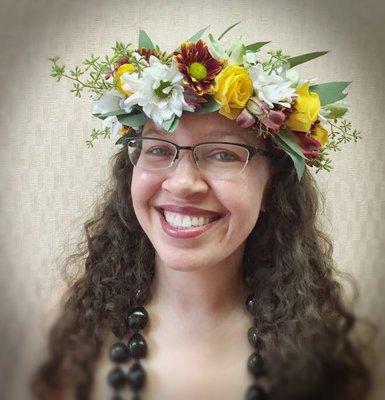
[127,361,147,391]
[112,394,124,400]
[107,366,126,390]
[246,294,257,314]
[110,320,129,339]
[245,384,269,400]
[131,395,142,400]
[128,332,148,358]
[109,342,130,363]
[128,306,149,330]
[248,327,263,351]
[247,352,265,378]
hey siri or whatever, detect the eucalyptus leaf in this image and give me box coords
[138,29,155,50]
[217,21,241,41]
[95,109,128,120]
[309,81,351,106]
[192,98,222,114]
[272,135,306,181]
[324,105,348,119]
[244,41,270,53]
[276,129,305,159]
[117,112,148,127]
[92,113,106,120]
[162,115,180,133]
[115,136,126,146]
[173,26,210,52]
[288,51,328,68]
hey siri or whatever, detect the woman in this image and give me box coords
[31,26,373,400]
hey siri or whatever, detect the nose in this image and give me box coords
[161,150,209,196]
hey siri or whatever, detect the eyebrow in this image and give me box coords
[142,128,253,142]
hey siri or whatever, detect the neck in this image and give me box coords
[146,244,250,339]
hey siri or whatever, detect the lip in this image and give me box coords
[155,208,226,239]
[155,204,227,217]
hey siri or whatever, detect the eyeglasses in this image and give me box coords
[123,136,273,179]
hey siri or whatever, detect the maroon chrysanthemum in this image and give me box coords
[173,39,223,96]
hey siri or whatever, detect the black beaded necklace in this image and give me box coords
[106,289,269,400]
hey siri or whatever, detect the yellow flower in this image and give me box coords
[114,63,136,96]
[285,83,321,132]
[213,65,253,119]
[311,124,329,146]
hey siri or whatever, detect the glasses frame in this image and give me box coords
[122,135,274,175]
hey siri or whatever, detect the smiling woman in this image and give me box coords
[30,25,374,400]
[29,109,372,400]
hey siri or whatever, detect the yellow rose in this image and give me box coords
[213,65,253,119]
[311,124,329,146]
[114,63,136,96]
[285,83,321,133]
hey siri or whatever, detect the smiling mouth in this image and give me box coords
[155,208,223,230]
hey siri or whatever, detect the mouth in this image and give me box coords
[155,207,227,239]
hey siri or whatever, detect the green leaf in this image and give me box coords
[272,131,306,181]
[117,112,148,127]
[93,109,128,120]
[276,130,305,159]
[115,135,129,146]
[309,81,351,106]
[191,98,222,115]
[287,51,328,68]
[244,41,271,53]
[174,26,211,52]
[324,105,348,119]
[187,25,211,43]
[138,29,155,50]
[217,21,241,41]
[162,115,180,133]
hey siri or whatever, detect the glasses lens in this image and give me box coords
[127,138,177,170]
[194,143,249,178]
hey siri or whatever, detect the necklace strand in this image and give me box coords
[106,289,270,400]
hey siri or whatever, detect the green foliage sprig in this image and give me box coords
[262,49,291,73]
[308,119,362,173]
[85,127,111,148]
[49,41,134,97]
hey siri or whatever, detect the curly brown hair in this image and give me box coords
[30,138,375,400]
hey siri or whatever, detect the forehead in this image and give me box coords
[141,120,266,148]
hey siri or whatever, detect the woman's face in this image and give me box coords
[130,112,272,271]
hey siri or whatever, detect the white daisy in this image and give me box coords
[121,56,195,127]
[91,89,124,115]
[249,63,297,109]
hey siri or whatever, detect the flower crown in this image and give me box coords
[49,22,361,180]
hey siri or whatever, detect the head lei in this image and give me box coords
[49,22,361,181]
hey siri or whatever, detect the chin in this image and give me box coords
[156,250,214,272]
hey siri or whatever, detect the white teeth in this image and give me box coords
[163,211,216,229]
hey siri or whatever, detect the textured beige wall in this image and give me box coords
[0,0,384,398]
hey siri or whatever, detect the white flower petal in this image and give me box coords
[118,56,195,126]
[92,89,124,115]
[250,63,297,109]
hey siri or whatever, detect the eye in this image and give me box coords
[146,146,174,156]
[208,150,240,162]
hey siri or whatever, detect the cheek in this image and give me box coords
[213,176,265,232]
[131,169,161,220]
